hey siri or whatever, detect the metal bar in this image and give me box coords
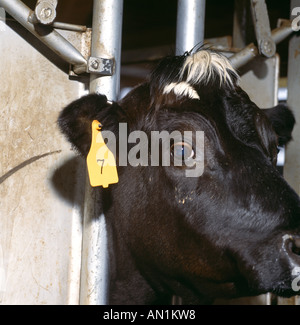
[230,43,259,69]
[250,0,276,57]
[272,19,294,44]
[79,0,123,305]
[0,0,86,72]
[230,21,294,69]
[89,0,123,98]
[53,21,87,32]
[175,0,206,55]
[233,0,253,48]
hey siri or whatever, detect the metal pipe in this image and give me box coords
[250,0,276,57]
[230,20,294,69]
[0,0,86,71]
[89,0,123,98]
[272,19,294,44]
[79,0,123,305]
[175,0,206,55]
[230,43,259,69]
[53,21,87,33]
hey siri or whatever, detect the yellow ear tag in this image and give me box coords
[86,120,119,188]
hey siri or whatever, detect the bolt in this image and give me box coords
[260,38,276,58]
[35,2,56,24]
[262,40,272,54]
[91,60,100,70]
[41,7,53,19]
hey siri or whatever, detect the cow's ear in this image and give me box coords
[58,94,123,157]
[263,104,296,146]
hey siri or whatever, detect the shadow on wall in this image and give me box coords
[49,154,106,220]
[50,155,86,207]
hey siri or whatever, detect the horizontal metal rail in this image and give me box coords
[0,0,87,74]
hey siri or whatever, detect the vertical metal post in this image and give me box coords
[233,0,250,49]
[79,0,123,305]
[232,0,259,70]
[284,0,300,196]
[175,0,206,55]
[89,0,123,98]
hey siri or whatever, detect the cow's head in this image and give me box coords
[58,50,300,304]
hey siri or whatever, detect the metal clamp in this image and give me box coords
[87,56,114,76]
[230,20,294,69]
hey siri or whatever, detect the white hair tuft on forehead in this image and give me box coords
[181,50,239,87]
[160,50,239,101]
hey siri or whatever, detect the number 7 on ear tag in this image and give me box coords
[87,120,119,188]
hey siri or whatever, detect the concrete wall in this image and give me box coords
[0,21,88,304]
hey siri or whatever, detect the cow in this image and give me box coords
[58,49,300,305]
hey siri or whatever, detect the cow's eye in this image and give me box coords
[171,142,194,163]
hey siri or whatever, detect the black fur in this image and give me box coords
[58,94,124,156]
[263,103,296,146]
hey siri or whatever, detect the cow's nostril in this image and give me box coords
[292,238,300,256]
[283,234,300,257]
